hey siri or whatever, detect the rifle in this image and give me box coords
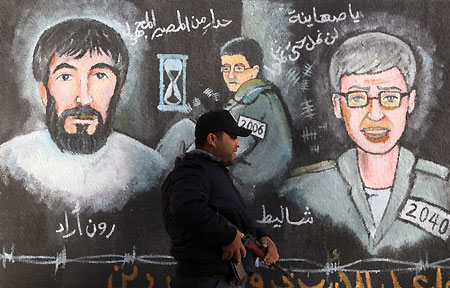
[224,220,293,283]
[241,234,293,279]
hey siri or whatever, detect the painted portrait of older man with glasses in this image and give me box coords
[281,32,450,256]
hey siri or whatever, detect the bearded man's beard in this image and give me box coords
[46,96,113,154]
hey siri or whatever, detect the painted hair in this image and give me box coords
[32,18,129,89]
[220,37,263,69]
[329,32,416,91]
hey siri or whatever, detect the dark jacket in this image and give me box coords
[161,149,267,277]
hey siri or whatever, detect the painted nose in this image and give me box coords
[75,77,93,106]
[228,69,236,79]
[367,98,384,121]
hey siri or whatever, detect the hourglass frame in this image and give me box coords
[157,54,190,112]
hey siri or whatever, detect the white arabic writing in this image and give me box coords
[56,203,115,239]
[257,205,313,228]
[288,3,363,27]
[125,8,233,45]
[265,28,338,76]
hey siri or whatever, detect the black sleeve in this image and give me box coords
[171,163,236,246]
[255,224,270,240]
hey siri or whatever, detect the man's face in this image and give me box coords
[214,132,240,166]
[332,67,416,154]
[41,52,120,154]
[221,54,259,93]
[45,52,117,134]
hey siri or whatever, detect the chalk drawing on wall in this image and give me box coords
[280,32,449,256]
[157,54,191,113]
[0,18,168,213]
[3,0,450,285]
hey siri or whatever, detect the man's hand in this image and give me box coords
[222,231,246,264]
[259,236,279,265]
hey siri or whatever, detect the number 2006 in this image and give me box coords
[238,117,266,138]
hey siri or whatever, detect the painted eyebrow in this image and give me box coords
[91,63,115,72]
[347,85,370,90]
[377,86,402,91]
[91,63,119,78]
[52,63,76,74]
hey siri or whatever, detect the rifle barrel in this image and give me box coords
[270,262,293,279]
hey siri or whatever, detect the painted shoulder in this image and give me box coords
[109,132,154,153]
[290,160,337,177]
[0,130,48,156]
[414,158,449,180]
[237,79,272,104]
[410,158,450,207]
[0,130,47,145]
[108,132,168,170]
[280,159,345,202]
[280,160,340,196]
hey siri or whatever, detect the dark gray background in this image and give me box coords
[1,0,450,286]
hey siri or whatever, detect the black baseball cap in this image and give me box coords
[195,109,252,138]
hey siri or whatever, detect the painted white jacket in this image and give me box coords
[0,129,168,213]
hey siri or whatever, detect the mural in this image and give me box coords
[157,37,292,198]
[1,0,450,287]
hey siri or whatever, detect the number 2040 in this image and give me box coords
[405,202,449,235]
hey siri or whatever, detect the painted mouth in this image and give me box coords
[73,113,96,120]
[69,114,98,125]
[361,127,390,139]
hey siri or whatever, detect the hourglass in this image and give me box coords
[157,54,190,112]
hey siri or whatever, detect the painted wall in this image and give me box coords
[1,0,450,287]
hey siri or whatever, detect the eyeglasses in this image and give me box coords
[338,91,410,108]
[221,64,251,73]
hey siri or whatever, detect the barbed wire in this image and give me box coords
[1,245,176,273]
[278,257,450,275]
[3,245,450,275]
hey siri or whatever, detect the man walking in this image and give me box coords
[162,109,279,287]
